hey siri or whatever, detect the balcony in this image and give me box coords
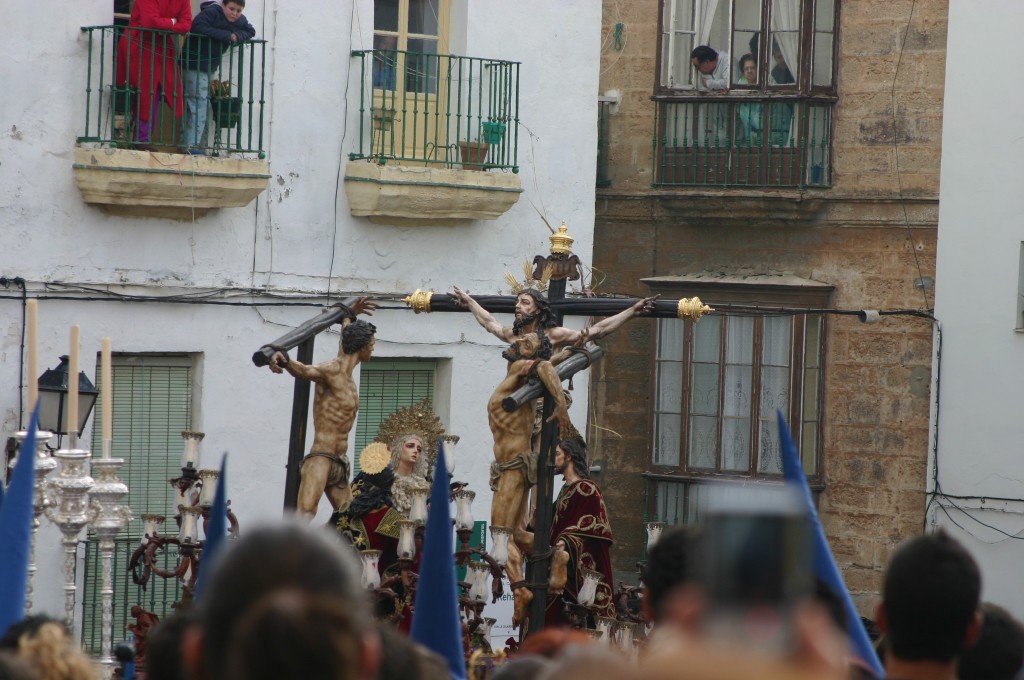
[73,25,269,219]
[344,49,523,226]
[653,96,833,189]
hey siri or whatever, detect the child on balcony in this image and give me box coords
[179,0,256,155]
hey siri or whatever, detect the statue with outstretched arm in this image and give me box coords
[266,297,378,519]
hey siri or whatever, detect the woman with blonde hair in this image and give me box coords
[0,616,96,680]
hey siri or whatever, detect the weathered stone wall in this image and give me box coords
[592,0,947,613]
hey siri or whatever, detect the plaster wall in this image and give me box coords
[933,0,1024,618]
[0,0,602,625]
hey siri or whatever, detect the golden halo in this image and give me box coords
[359,442,391,475]
[375,397,459,472]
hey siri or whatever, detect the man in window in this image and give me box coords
[690,45,730,91]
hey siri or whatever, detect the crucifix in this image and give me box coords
[251,223,713,634]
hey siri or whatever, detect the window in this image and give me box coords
[660,0,835,92]
[354,359,436,471]
[655,0,837,187]
[645,277,830,522]
[81,354,196,653]
[654,313,822,474]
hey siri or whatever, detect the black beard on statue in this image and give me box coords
[502,343,523,363]
[512,311,538,337]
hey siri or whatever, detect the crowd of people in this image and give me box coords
[1,501,1021,680]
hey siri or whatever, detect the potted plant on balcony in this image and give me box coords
[481,117,507,145]
[111,86,137,146]
[210,80,242,129]
[457,138,490,170]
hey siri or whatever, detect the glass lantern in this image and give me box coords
[360,550,382,589]
[409,487,429,523]
[178,505,200,544]
[397,519,418,560]
[454,489,476,530]
[577,569,603,607]
[645,521,666,551]
[489,526,512,566]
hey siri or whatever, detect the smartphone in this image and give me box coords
[696,484,813,653]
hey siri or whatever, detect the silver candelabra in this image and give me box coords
[89,443,131,678]
[44,442,96,632]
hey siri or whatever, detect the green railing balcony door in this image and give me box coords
[352,49,520,173]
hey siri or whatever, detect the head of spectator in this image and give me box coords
[490,654,552,680]
[738,53,757,83]
[517,627,591,659]
[0,651,34,680]
[541,643,640,680]
[146,608,198,680]
[374,624,450,680]
[0,616,95,680]
[876,531,981,676]
[640,526,696,629]
[958,602,1024,680]
[690,45,720,75]
[184,519,380,680]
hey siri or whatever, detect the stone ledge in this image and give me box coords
[344,160,522,226]
[73,146,269,220]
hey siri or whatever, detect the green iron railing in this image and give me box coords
[78,25,267,157]
[349,49,520,172]
[652,96,832,188]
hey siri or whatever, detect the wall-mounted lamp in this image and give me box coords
[37,356,98,437]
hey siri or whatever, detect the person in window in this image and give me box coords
[179,0,257,154]
[116,0,193,149]
[735,54,763,147]
[690,45,730,91]
[372,34,398,91]
[746,35,795,145]
[747,34,795,86]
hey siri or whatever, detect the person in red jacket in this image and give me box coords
[116,0,192,148]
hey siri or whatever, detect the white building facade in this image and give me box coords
[933,0,1024,619]
[0,0,602,646]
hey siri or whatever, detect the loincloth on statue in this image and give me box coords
[489,451,538,492]
[302,451,351,489]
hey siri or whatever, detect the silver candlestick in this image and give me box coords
[89,445,130,679]
[10,428,57,615]
[45,445,95,632]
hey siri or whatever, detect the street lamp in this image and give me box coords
[36,356,99,438]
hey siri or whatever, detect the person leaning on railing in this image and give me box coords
[178,0,257,155]
[116,0,193,149]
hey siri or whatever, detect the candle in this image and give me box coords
[101,337,112,454]
[26,300,38,413]
[68,325,80,438]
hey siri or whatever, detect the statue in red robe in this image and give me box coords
[546,439,615,627]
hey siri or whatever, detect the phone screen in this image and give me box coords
[697,485,813,651]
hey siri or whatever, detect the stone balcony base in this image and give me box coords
[344,160,522,226]
[73,147,270,220]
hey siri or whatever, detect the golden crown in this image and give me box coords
[504,260,553,296]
